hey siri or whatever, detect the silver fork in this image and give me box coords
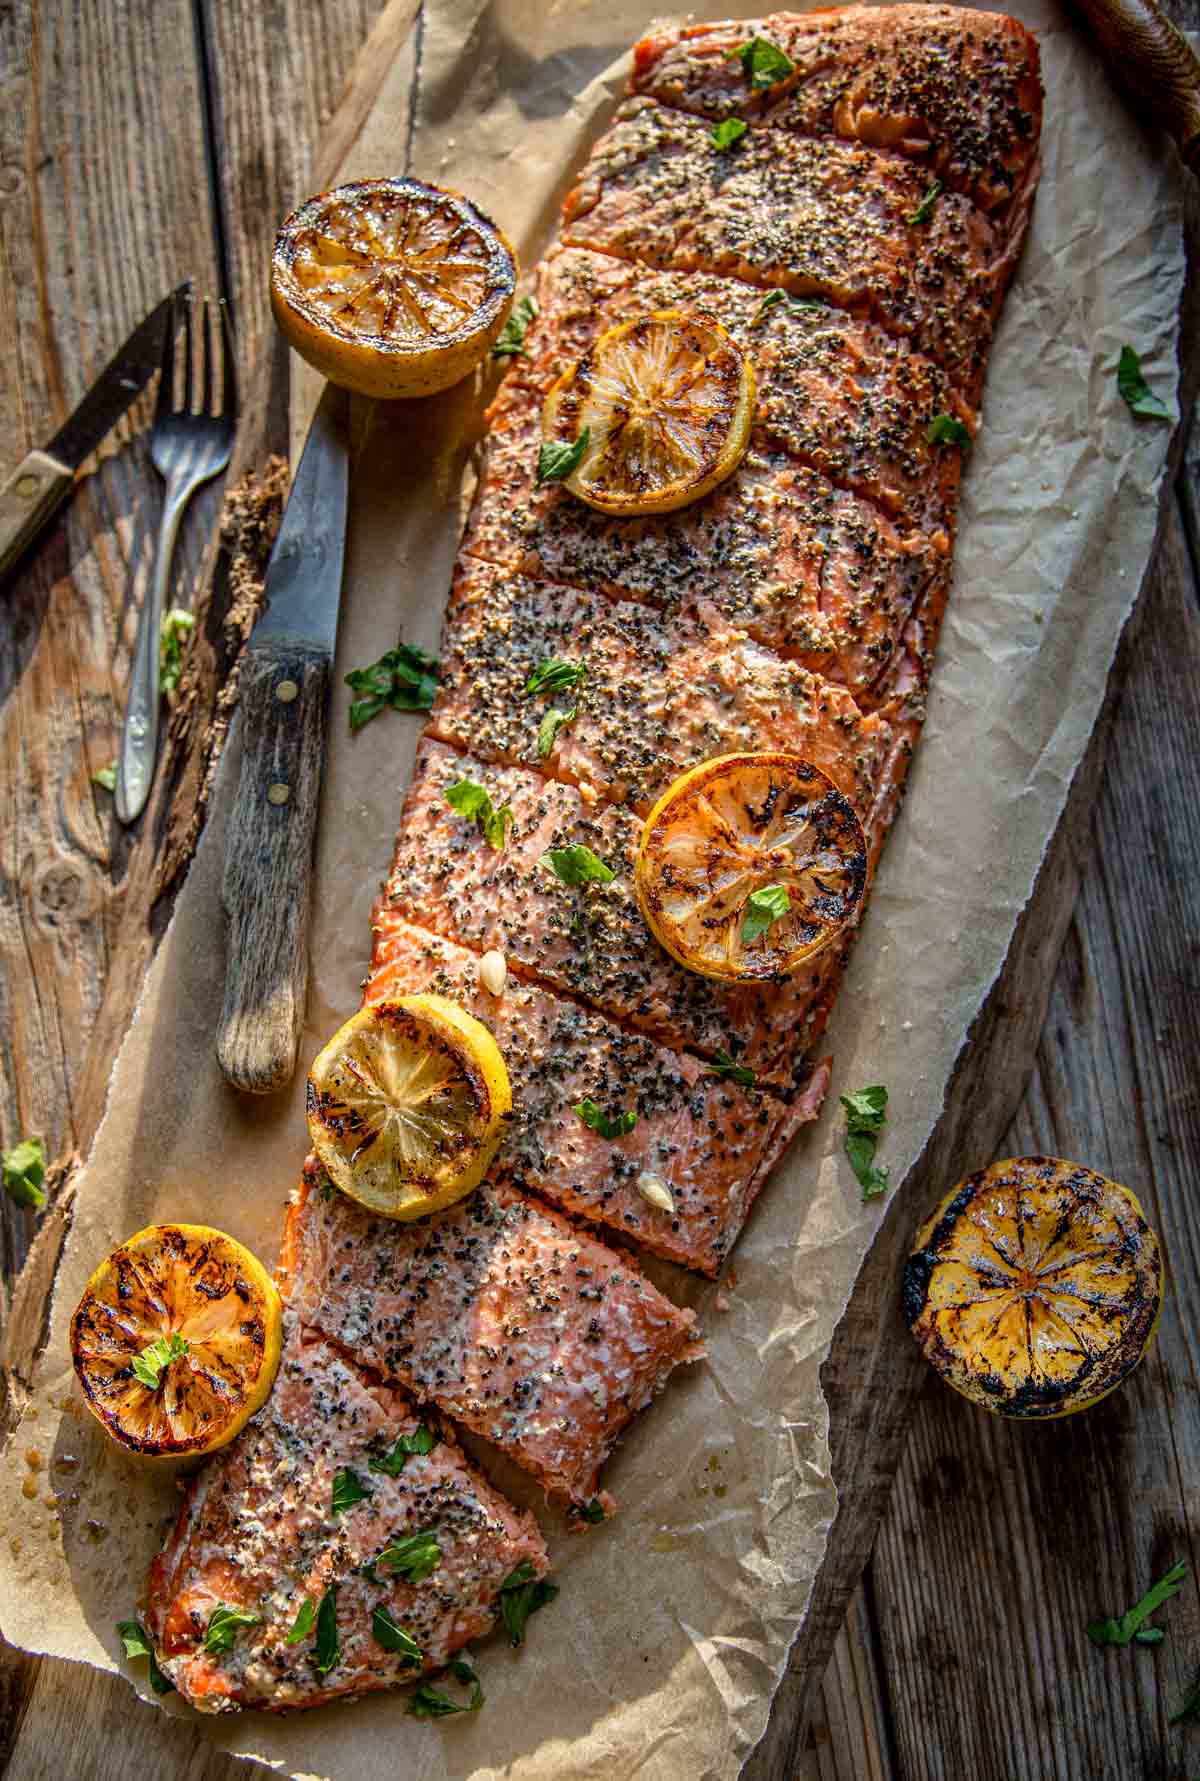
[115,285,237,824]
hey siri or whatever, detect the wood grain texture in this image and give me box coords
[872,493,1200,1781]
[1068,0,1200,169]
[217,642,332,1093]
[0,0,221,1288]
[0,3,385,1776]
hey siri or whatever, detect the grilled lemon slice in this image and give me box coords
[635,752,867,981]
[270,177,517,399]
[307,994,511,1220]
[541,310,754,515]
[70,1224,282,1458]
[904,1156,1163,1419]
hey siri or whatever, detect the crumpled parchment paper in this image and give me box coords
[0,4,1187,1777]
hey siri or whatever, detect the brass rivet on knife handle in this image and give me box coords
[1070,0,1200,173]
[217,642,331,1094]
[0,449,75,581]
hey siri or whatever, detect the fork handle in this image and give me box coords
[216,639,331,1095]
[0,450,75,581]
[115,477,189,824]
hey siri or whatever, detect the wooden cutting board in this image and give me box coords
[2,2,1198,1776]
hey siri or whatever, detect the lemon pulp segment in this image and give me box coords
[306,993,511,1220]
[270,178,517,398]
[70,1223,282,1458]
[635,751,867,981]
[541,310,754,515]
[904,1155,1163,1419]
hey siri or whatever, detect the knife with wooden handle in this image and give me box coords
[217,382,351,1095]
[1069,0,1200,173]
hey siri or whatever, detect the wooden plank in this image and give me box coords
[870,491,1200,1781]
[0,6,389,1780]
[0,0,221,1291]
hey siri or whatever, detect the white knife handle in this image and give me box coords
[217,640,331,1095]
[0,450,75,580]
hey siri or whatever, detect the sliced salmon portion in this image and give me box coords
[463,389,942,702]
[508,246,972,532]
[430,556,899,818]
[283,1161,703,1505]
[382,736,841,1092]
[630,7,1042,221]
[561,97,1021,394]
[365,918,828,1274]
[145,1325,547,1712]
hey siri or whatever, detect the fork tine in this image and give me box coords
[218,300,238,422]
[154,283,185,426]
[201,298,214,415]
[181,289,194,414]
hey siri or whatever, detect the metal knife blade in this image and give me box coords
[47,286,184,471]
[250,382,351,654]
[0,285,184,582]
[216,381,352,1095]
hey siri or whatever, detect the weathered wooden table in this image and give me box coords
[1,5,1197,1778]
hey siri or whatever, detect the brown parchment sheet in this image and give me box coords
[0,4,1188,1777]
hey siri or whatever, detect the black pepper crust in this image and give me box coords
[381,735,840,1091]
[367,916,825,1274]
[429,556,896,819]
[629,6,1043,223]
[561,95,1028,397]
[509,245,973,533]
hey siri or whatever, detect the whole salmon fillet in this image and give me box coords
[147,7,1041,1712]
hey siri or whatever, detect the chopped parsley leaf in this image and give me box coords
[725,34,795,88]
[841,1085,890,1200]
[159,608,195,704]
[1117,344,1171,421]
[204,1604,261,1655]
[741,883,790,943]
[408,1657,484,1717]
[372,1605,424,1662]
[709,1047,756,1087]
[369,1422,437,1477]
[345,640,439,731]
[313,1585,340,1676]
[1088,1560,1188,1646]
[492,294,538,359]
[2,1135,47,1211]
[377,1528,441,1583]
[446,778,514,850]
[330,1467,371,1515]
[541,844,614,885]
[579,1498,606,1524]
[711,116,748,152]
[526,657,586,697]
[116,1619,175,1695]
[575,1099,637,1140]
[536,429,589,486]
[907,179,942,226]
[538,705,578,757]
[926,414,972,451]
[130,1331,188,1391]
[286,1598,316,1645]
[499,1561,560,1648]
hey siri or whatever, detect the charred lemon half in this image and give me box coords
[70,1224,282,1458]
[635,752,867,981]
[904,1156,1163,1419]
[541,310,754,515]
[270,178,517,398]
[307,993,511,1220]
